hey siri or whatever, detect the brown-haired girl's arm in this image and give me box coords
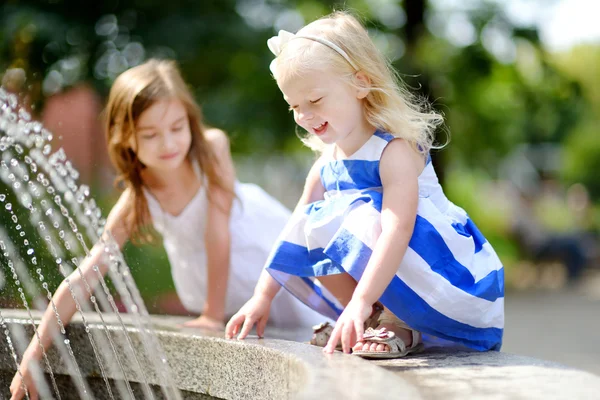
[182,128,235,330]
[225,156,327,340]
[10,189,133,400]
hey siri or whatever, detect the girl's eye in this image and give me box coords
[172,126,183,132]
[141,133,156,139]
[310,97,323,104]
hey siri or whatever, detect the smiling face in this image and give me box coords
[278,68,370,147]
[131,98,192,172]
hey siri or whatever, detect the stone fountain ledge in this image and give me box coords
[1,309,599,400]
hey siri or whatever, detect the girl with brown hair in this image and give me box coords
[10,59,324,400]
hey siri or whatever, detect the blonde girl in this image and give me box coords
[226,12,504,358]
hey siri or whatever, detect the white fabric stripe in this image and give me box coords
[350,135,389,161]
[281,213,310,246]
[397,247,504,329]
[418,199,503,282]
[342,204,381,248]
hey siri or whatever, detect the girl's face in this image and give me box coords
[131,98,192,172]
[278,68,369,146]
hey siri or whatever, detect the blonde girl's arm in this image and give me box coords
[199,129,235,324]
[351,139,421,305]
[226,156,327,339]
[323,139,421,353]
[10,189,133,399]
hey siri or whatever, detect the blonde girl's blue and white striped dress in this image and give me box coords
[265,131,504,351]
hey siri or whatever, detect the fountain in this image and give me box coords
[2,84,600,400]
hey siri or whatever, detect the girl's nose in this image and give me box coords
[297,110,314,123]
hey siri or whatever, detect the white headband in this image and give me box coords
[267,29,358,74]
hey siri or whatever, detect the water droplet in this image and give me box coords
[55,258,61,264]
[42,144,51,155]
[64,339,70,345]
[45,208,53,216]
[19,231,25,237]
[10,159,18,167]
[27,249,34,255]
[11,215,18,223]
[12,182,20,189]
[15,224,21,230]
[38,275,44,281]
[4,203,10,211]
[14,144,23,154]
[42,282,48,289]
[58,230,65,238]
[0,194,5,202]
[23,239,28,246]
[90,296,96,303]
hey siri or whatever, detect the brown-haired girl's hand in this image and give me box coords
[10,354,38,400]
[181,315,225,331]
[225,293,272,340]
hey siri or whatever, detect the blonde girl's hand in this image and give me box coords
[181,315,225,331]
[323,298,372,354]
[10,355,38,400]
[225,294,272,340]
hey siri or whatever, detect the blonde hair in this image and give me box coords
[105,59,228,243]
[272,11,444,153]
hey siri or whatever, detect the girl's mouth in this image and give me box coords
[313,122,328,135]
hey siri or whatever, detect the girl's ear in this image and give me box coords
[354,71,371,99]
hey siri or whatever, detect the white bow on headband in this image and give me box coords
[267,29,358,74]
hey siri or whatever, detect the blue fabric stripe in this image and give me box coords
[269,241,344,276]
[452,219,486,254]
[374,131,395,141]
[322,160,381,192]
[410,215,504,302]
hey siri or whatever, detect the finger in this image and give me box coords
[225,314,244,339]
[237,317,256,340]
[324,323,342,354]
[9,385,24,400]
[256,317,268,338]
[354,319,364,343]
[341,321,355,354]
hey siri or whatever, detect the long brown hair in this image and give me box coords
[105,59,227,243]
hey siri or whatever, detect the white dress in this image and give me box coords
[144,179,327,329]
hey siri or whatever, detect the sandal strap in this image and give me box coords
[362,328,407,353]
[376,310,422,350]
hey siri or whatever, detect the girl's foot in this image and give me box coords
[352,321,415,353]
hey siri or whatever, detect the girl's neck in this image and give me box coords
[333,121,377,160]
[141,158,197,190]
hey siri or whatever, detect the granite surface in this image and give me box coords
[1,309,599,400]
